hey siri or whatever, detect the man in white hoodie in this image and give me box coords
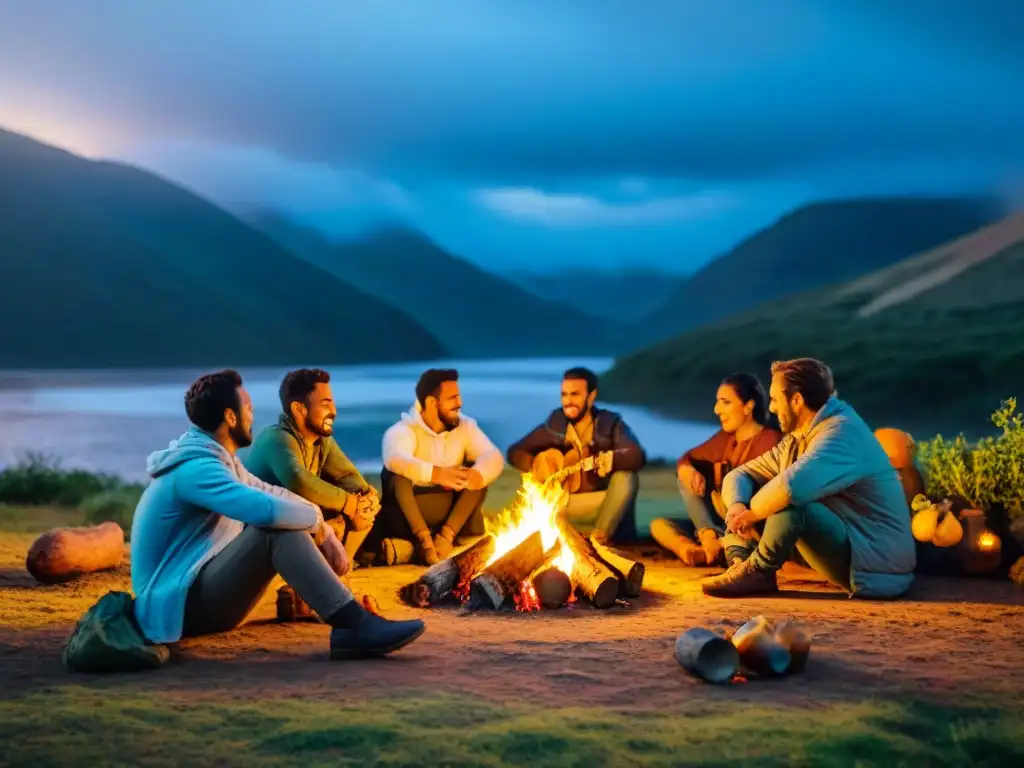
[130,369,425,659]
[378,368,504,565]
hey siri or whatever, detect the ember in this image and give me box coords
[400,466,645,611]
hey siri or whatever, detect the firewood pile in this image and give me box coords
[399,526,645,612]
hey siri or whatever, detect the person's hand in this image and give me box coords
[463,469,485,491]
[595,451,614,478]
[725,503,755,536]
[415,529,440,565]
[319,525,351,577]
[433,465,469,491]
[433,525,455,559]
[677,464,705,496]
[358,486,380,513]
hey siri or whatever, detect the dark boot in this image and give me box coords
[700,559,779,598]
[330,613,426,660]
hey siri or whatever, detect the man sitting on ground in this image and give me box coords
[378,368,504,565]
[130,369,424,658]
[701,358,916,599]
[246,368,379,562]
[506,366,646,543]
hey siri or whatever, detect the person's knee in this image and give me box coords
[608,470,638,495]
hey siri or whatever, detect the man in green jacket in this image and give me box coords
[701,358,916,600]
[246,368,380,561]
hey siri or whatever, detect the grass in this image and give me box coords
[1,687,1021,767]
[602,240,1024,437]
[0,454,143,532]
[2,464,1023,765]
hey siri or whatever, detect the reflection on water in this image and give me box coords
[0,358,717,483]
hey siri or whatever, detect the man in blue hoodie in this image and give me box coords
[701,358,916,599]
[130,369,425,659]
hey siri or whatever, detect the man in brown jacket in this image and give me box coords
[506,367,646,543]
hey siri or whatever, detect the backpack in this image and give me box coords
[62,591,170,673]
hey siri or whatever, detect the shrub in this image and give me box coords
[81,486,144,533]
[918,398,1024,518]
[0,453,125,506]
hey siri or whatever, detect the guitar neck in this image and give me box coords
[546,455,597,486]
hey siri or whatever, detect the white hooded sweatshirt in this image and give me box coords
[382,402,505,487]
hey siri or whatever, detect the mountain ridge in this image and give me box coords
[250,211,619,359]
[0,127,446,369]
[600,211,1024,435]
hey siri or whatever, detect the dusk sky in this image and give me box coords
[1,0,1022,273]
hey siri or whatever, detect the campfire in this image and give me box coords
[400,463,645,612]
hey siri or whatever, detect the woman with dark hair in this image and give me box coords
[651,373,782,566]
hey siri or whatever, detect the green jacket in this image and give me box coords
[245,415,369,516]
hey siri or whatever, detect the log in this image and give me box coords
[674,628,740,684]
[26,522,125,584]
[532,567,572,609]
[589,536,645,597]
[399,534,496,607]
[468,531,546,610]
[556,517,620,609]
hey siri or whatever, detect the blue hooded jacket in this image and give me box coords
[130,427,322,643]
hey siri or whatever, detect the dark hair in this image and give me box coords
[279,368,330,412]
[562,366,598,394]
[184,369,243,432]
[720,372,769,426]
[771,358,835,411]
[416,368,459,407]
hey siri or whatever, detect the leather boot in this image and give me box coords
[330,614,426,660]
[700,559,779,598]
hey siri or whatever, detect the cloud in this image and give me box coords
[122,140,413,236]
[0,0,1020,186]
[475,187,735,227]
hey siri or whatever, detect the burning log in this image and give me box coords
[589,536,644,597]
[26,522,126,584]
[468,531,547,610]
[532,566,573,609]
[399,534,496,607]
[556,518,620,609]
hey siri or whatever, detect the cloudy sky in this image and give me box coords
[1,0,1021,273]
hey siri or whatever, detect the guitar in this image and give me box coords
[532,448,612,491]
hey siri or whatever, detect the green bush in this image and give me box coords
[81,486,144,533]
[0,453,127,506]
[918,398,1024,518]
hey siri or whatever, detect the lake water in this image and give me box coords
[0,358,718,483]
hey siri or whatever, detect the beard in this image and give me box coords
[563,404,589,424]
[776,403,796,434]
[439,409,461,431]
[230,422,253,448]
[306,414,333,438]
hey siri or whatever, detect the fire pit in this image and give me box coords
[399,465,644,612]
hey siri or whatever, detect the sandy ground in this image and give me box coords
[2,533,1023,711]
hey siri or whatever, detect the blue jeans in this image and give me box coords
[723,502,853,589]
[678,482,725,535]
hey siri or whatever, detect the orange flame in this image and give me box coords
[977,531,1000,552]
[483,473,575,577]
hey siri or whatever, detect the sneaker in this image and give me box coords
[700,559,779,598]
[329,614,426,660]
